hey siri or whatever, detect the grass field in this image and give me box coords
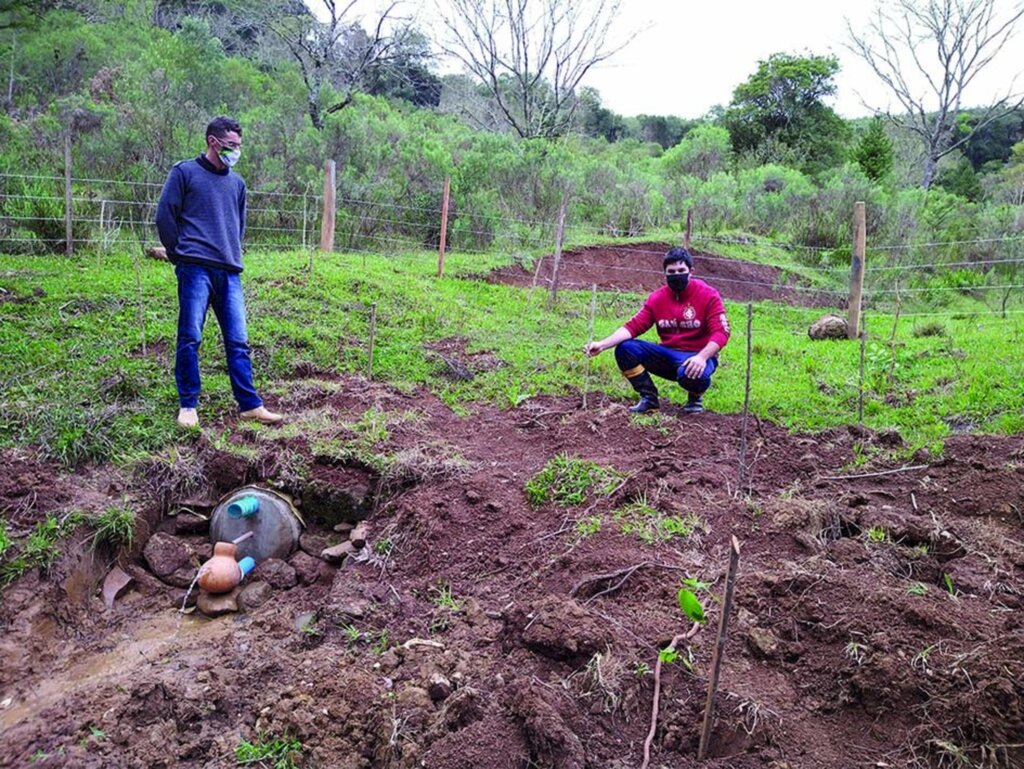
[1,245,1022,468]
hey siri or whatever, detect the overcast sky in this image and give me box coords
[312,0,1024,120]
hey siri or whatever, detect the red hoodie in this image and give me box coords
[624,278,731,353]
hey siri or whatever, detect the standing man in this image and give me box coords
[156,116,283,428]
[584,247,730,414]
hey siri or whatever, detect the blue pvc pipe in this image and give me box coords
[238,556,256,577]
[228,495,261,518]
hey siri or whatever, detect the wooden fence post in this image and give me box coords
[437,176,451,277]
[737,303,753,494]
[319,160,336,253]
[302,193,308,250]
[684,209,693,250]
[548,198,567,306]
[64,130,73,257]
[368,302,378,379]
[848,201,866,339]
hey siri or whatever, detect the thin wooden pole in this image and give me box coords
[548,198,567,307]
[64,130,73,257]
[737,303,753,494]
[697,536,742,761]
[368,302,378,379]
[301,193,308,250]
[319,160,336,253]
[684,208,693,250]
[133,247,146,356]
[437,175,451,278]
[582,283,597,409]
[858,317,867,424]
[848,201,866,340]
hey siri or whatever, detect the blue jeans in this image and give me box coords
[175,263,262,411]
[614,338,718,396]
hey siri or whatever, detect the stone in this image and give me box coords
[251,558,298,590]
[808,314,849,340]
[428,673,452,702]
[332,522,355,536]
[299,531,336,558]
[465,489,481,505]
[349,522,370,549]
[327,596,371,622]
[197,586,241,617]
[173,512,210,536]
[747,627,780,658]
[321,541,356,565]
[239,581,272,611]
[143,532,196,580]
[101,566,134,609]
[290,551,329,585]
[144,246,167,261]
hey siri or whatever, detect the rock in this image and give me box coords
[321,541,356,565]
[251,558,298,590]
[197,587,241,617]
[428,673,453,702]
[143,532,196,580]
[379,648,402,673]
[144,246,167,261]
[302,469,373,527]
[299,531,336,558]
[101,566,134,609]
[290,551,329,585]
[521,596,609,664]
[349,522,370,549]
[747,627,780,658]
[332,522,355,536]
[808,314,849,340]
[173,512,210,536]
[239,581,272,610]
[465,489,481,505]
[327,596,371,622]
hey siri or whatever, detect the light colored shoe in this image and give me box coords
[239,406,284,425]
[177,408,199,428]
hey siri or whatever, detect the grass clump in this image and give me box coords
[234,733,302,768]
[0,514,81,588]
[613,496,706,545]
[92,505,136,551]
[525,453,623,507]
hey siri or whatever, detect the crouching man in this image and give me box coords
[584,247,730,414]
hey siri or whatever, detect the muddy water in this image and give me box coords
[0,610,229,730]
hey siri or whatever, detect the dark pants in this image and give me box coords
[175,263,262,411]
[614,338,717,397]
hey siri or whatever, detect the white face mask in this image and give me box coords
[220,149,241,167]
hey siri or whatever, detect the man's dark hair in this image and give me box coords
[663,247,693,270]
[206,116,242,140]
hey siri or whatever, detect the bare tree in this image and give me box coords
[848,0,1024,189]
[438,0,633,139]
[258,0,408,130]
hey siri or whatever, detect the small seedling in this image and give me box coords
[575,516,602,537]
[911,644,936,673]
[343,624,362,644]
[677,587,706,625]
[88,726,106,740]
[524,453,622,507]
[373,538,393,556]
[372,628,391,656]
[844,641,867,665]
[658,647,679,665]
[235,733,302,768]
[907,581,929,596]
[942,572,957,597]
[430,579,462,612]
[633,660,651,678]
[866,526,889,544]
[299,616,320,636]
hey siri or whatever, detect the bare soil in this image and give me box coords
[1,375,1022,769]
[487,243,835,307]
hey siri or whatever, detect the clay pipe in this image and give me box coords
[197,540,256,594]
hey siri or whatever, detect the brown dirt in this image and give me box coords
[1,378,1022,768]
[488,242,836,307]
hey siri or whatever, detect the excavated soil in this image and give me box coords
[1,375,1023,769]
[488,243,836,307]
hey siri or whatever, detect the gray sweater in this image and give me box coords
[155,155,247,272]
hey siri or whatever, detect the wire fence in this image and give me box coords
[2,171,1024,321]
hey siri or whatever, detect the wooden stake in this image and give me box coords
[697,536,742,761]
[848,201,866,340]
[301,192,308,250]
[548,198,567,307]
[684,208,693,250]
[582,283,597,409]
[737,303,753,494]
[64,130,73,257]
[132,247,146,356]
[858,317,867,425]
[437,175,451,277]
[319,160,336,253]
[368,302,377,379]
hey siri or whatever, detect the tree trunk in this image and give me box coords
[922,153,937,190]
[308,98,323,131]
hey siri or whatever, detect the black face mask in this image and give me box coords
[666,273,690,292]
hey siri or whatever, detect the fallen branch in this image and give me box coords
[818,464,929,481]
[641,622,702,769]
[569,562,650,599]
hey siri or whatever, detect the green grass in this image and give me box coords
[0,514,82,587]
[1,246,1022,472]
[525,453,623,507]
[613,496,707,545]
[234,733,303,768]
[92,504,137,551]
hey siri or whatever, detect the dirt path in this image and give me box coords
[1,376,1022,768]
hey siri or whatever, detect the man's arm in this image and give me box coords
[681,292,730,378]
[155,166,184,254]
[584,326,632,357]
[238,181,246,244]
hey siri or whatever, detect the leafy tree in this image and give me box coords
[853,117,895,181]
[577,86,626,142]
[935,154,982,201]
[661,124,732,181]
[959,107,1024,170]
[722,52,850,175]
[625,114,693,150]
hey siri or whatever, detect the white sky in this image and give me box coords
[311,0,1024,120]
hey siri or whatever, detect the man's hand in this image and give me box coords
[584,341,604,357]
[683,354,708,379]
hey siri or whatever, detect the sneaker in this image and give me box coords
[629,395,660,414]
[176,408,199,428]
[682,395,704,415]
[239,406,284,425]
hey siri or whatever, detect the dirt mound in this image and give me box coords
[488,242,836,307]
[1,379,1022,768]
